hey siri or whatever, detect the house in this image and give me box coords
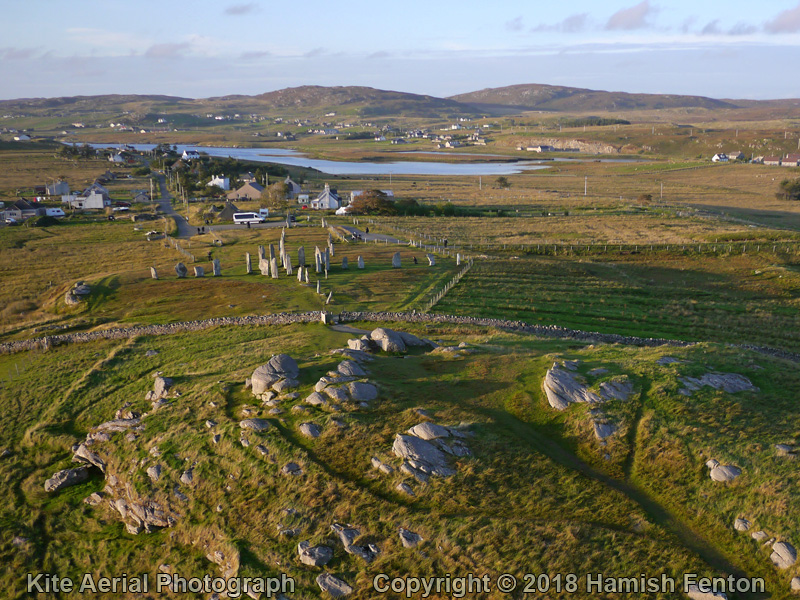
[46,180,70,196]
[182,150,201,161]
[390,138,408,145]
[728,151,745,161]
[240,172,257,184]
[310,184,340,210]
[763,156,782,166]
[208,175,230,191]
[68,192,109,210]
[14,134,31,141]
[374,135,386,142]
[528,145,555,153]
[132,190,151,203]
[227,182,264,201]
[284,176,302,199]
[712,153,729,163]
[108,153,126,163]
[782,154,800,167]
[5,199,41,220]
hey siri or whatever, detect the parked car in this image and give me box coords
[4,217,19,225]
[114,201,131,208]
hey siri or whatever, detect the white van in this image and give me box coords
[233,212,264,225]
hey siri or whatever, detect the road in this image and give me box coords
[339,225,401,244]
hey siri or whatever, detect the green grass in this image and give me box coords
[1,324,797,598]
[434,254,800,352]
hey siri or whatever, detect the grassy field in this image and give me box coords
[0,323,796,598]
[432,253,800,352]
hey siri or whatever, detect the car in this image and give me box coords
[114,201,131,208]
[4,217,19,225]
[112,206,130,212]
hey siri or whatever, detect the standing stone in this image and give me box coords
[193,266,205,277]
[259,258,270,276]
[297,266,304,282]
[325,291,333,305]
[304,269,309,283]
[270,257,279,279]
[315,247,322,273]
[285,254,293,276]
[298,246,306,267]
[316,280,321,294]
[258,245,265,260]
[329,242,335,257]
[245,252,252,274]
[150,267,158,280]
[212,258,221,276]
[324,248,331,271]
[426,254,435,266]
[269,244,276,260]
[279,231,286,268]
[456,253,462,266]
[392,252,401,268]
[175,263,187,278]
[341,257,348,269]
[357,256,364,269]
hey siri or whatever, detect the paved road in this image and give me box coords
[339,225,401,244]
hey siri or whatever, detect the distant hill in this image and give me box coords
[449,83,739,113]
[0,87,478,120]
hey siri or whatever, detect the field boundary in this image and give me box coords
[2,310,798,363]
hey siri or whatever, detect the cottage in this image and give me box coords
[727,151,745,161]
[182,150,201,161]
[311,184,340,210]
[240,172,257,184]
[208,175,230,190]
[132,190,151,203]
[46,180,70,196]
[712,153,729,163]
[782,153,800,167]
[763,156,782,166]
[108,153,126,164]
[227,182,264,201]
[284,176,302,199]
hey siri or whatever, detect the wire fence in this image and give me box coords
[165,235,195,263]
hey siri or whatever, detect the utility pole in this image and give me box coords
[584,176,587,196]
[660,181,663,200]
[479,176,482,190]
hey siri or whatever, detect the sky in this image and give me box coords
[3,0,800,100]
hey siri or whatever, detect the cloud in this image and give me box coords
[0,47,41,60]
[700,19,758,36]
[303,47,325,58]
[240,50,270,60]
[505,16,523,32]
[367,51,391,59]
[224,3,258,15]
[531,13,588,33]
[764,3,800,33]
[605,1,656,30]
[144,43,190,59]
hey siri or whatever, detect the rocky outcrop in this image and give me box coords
[370,328,407,353]
[316,573,352,597]
[45,466,89,492]
[543,364,601,410]
[392,424,470,480]
[298,541,333,567]
[251,354,300,396]
[679,373,758,396]
[771,541,797,569]
[331,523,379,562]
[398,528,423,548]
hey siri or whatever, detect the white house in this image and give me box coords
[182,150,201,160]
[14,134,31,141]
[109,153,126,163]
[208,175,230,190]
[311,184,340,210]
[284,176,302,199]
[712,153,729,163]
[66,191,109,210]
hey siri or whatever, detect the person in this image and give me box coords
[413,256,418,264]
[207,251,212,261]
[197,227,200,235]
[247,221,251,229]
[444,239,448,248]
[365,227,369,234]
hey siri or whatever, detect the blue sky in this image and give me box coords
[2,0,800,100]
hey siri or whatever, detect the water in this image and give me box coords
[88,143,550,176]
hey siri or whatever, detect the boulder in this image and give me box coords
[776,444,795,457]
[305,392,328,406]
[347,381,378,402]
[331,523,379,562]
[771,541,797,569]
[709,464,742,482]
[370,328,406,353]
[752,531,768,542]
[316,573,352,597]
[791,577,800,592]
[407,423,451,441]
[45,466,89,492]
[298,541,333,567]
[96,418,141,432]
[592,420,618,440]
[347,338,372,352]
[734,518,751,532]
[686,584,728,599]
[281,462,303,476]
[399,528,423,548]
[324,386,349,403]
[251,354,300,396]
[543,364,602,410]
[239,418,272,432]
[679,372,758,396]
[175,263,188,278]
[299,422,322,439]
[337,360,366,377]
[153,376,172,398]
[73,444,106,472]
[396,482,415,496]
[599,378,634,401]
[392,434,455,478]
[272,378,299,393]
[397,331,431,347]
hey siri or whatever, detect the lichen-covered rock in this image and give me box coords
[398,528,423,548]
[679,372,758,396]
[370,328,406,353]
[298,541,333,567]
[337,360,366,377]
[407,422,451,441]
[316,573,352,597]
[734,517,751,532]
[45,466,89,492]
[239,418,272,432]
[543,364,602,410]
[299,422,321,439]
[599,378,634,401]
[347,381,378,402]
[251,354,300,396]
[392,434,455,478]
[771,541,797,569]
[709,464,742,482]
